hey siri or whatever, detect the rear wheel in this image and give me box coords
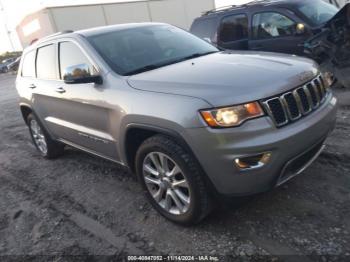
[136,135,213,225]
[27,113,64,159]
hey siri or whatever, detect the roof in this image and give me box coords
[202,0,310,17]
[76,22,166,37]
[26,22,167,49]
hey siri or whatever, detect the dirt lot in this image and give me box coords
[0,73,349,261]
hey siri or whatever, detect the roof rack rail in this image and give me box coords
[202,5,236,16]
[202,0,271,16]
[37,30,74,43]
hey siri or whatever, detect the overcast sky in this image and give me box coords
[0,0,252,53]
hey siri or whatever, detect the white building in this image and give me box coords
[16,0,215,48]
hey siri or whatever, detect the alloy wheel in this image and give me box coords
[142,152,191,215]
[30,119,48,155]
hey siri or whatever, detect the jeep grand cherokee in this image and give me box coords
[16,23,337,224]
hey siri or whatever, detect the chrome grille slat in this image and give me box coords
[297,86,312,114]
[309,82,320,108]
[281,92,301,121]
[316,76,326,102]
[262,75,328,128]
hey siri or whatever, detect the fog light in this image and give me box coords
[235,152,272,170]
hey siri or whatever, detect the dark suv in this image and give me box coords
[190,0,350,87]
[190,0,347,58]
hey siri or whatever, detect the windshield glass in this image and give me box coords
[298,1,339,26]
[87,25,218,76]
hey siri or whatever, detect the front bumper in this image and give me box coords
[185,94,338,196]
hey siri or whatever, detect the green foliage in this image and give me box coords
[0,51,22,63]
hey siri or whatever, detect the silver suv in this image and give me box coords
[16,23,338,225]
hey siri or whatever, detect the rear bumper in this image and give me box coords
[184,94,338,196]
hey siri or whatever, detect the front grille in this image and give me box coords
[262,75,328,127]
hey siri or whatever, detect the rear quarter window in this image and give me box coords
[21,51,36,78]
[190,18,217,40]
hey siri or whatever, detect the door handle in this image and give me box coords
[28,84,36,89]
[55,87,66,94]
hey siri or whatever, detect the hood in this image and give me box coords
[305,3,350,67]
[127,52,319,107]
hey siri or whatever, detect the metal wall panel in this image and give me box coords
[103,2,151,25]
[17,0,215,47]
[51,6,107,31]
[148,0,189,29]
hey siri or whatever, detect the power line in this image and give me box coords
[0,0,15,51]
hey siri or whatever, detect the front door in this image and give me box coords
[248,11,306,55]
[35,41,118,160]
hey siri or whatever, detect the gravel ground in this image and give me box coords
[0,74,349,261]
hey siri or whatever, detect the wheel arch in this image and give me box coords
[123,124,187,172]
[122,123,218,195]
[19,103,33,125]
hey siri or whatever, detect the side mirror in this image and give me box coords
[63,63,102,85]
[296,23,306,35]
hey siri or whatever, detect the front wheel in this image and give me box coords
[27,113,64,159]
[135,135,213,225]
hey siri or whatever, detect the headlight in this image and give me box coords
[322,71,334,88]
[200,102,264,128]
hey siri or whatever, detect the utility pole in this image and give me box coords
[0,0,15,51]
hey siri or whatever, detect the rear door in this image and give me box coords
[30,43,66,135]
[249,11,306,55]
[217,13,249,50]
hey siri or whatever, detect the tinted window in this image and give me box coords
[219,14,248,42]
[88,25,218,76]
[36,44,57,79]
[190,18,217,40]
[59,42,94,78]
[253,12,296,39]
[21,51,36,77]
[298,1,338,26]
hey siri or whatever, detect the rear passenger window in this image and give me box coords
[36,44,57,79]
[21,51,36,77]
[219,14,248,42]
[59,42,94,78]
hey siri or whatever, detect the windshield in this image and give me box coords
[298,0,339,26]
[87,25,218,76]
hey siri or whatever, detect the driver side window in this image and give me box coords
[59,41,96,79]
[253,12,296,39]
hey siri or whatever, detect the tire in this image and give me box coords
[27,113,65,159]
[135,135,213,225]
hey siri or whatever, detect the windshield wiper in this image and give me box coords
[124,51,218,76]
[174,51,218,63]
[124,64,163,76]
